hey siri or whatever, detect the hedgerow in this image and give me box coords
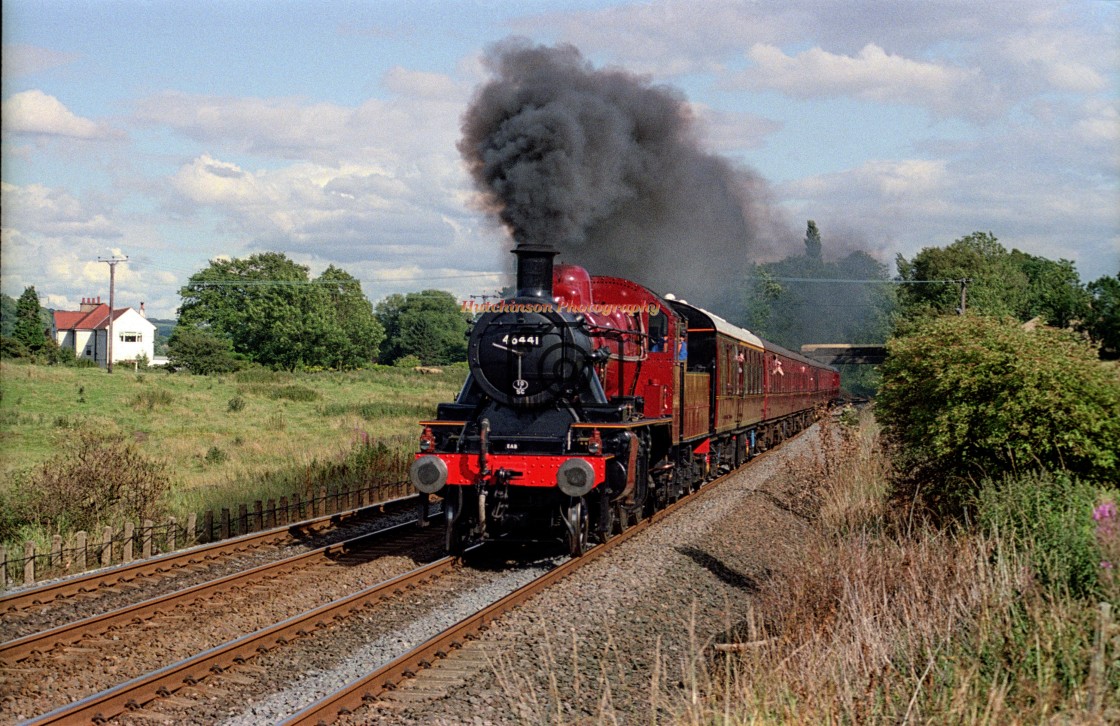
[876,315,1120,511]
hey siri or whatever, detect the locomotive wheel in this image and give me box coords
[445,500,468,555]
[612,502,629,533]
[597,490,615,542]
[565,498,590,557]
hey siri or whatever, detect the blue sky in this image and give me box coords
[2,0,1117,318]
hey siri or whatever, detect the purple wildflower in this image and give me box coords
[1095,497,1120,600]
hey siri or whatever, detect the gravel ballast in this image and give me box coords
[348,426,824,724]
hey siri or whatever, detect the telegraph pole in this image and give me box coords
[957,278,971,316]
[98,255,128,372]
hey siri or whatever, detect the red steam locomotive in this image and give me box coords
[409,245,840,555]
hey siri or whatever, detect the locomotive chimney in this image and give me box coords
[512,243,557,300]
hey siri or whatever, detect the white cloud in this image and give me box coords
[0,181,121,239]
[134,84,465,165]
[693,106,784,153]
[734,43,998,121]
[780,152,1119,279]
[1,90,117,139]
[1076,99,1120,147]
[0,181,173,313]
[382,66,459,99]
[168,153,479,263]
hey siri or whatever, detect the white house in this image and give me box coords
[53,297,156,367]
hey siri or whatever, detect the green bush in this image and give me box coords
[394,354,422,369]
[204,445,228,464]
[24,429,171,533]
[977,471,1102,598]
[877,316,1120,509]
[167,327,245,374]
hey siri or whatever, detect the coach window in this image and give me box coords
[687,334,712,372]
[725,346,734,395]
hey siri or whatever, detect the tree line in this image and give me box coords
[168,252,468,373]
[733,223,1118,359]
[3,230,1116,372]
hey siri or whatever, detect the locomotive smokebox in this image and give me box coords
[512,243,557,300]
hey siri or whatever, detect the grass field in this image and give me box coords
[0,360,466,529]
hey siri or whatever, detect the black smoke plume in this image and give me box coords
[459,39,790,309]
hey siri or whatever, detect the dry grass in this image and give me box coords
[677,408,1119,725]
[484,408,1117,724]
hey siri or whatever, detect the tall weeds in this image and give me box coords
[683,408,1119,724]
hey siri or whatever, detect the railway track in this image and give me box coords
[2,511,447,722]
[0,520,438,665]
[283,458,736,725]
[5,426,809,725]
[1,493,431,617]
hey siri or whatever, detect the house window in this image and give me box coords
[85,348,92,356]
[120,332,142,343]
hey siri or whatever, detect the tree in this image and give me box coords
[1010,250,1090,327]
[13,286,47,352]
[166,327,245,374]
[0,293,16,338]
[804,220,822,261]
[877,315,1120,509]
[895,232,1089,326]
[375,290,470,365]
[318,265,385,367]
[736,222,894,350]
[1083,273,1120,359]
[177,253,378,370]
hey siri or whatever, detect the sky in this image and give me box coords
[1,0,1117,320]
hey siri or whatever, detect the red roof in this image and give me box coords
[53,304,130,331]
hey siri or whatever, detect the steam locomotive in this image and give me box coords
[409,244,840,555]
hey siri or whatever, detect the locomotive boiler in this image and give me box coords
[410,243,840,555]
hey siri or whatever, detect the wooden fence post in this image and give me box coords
[49,534,61,571]
[76,531,88,572]
[142,519,153,559]
[123,522,135,563]
[266,500,276,529]
[167,516,177,552]
[279,496,289,526]
[293,493,302,521]
[238,504,248,535]
[23,541,35,585]
[221,508,231,540]
[1,545,7,589]
[101,526,112,567]
[253,501,263,531]
[187,513,197,545]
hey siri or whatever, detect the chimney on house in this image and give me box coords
[139,302,146,318]
[79,296,102,313]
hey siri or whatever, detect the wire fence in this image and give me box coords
[1,478,413,590]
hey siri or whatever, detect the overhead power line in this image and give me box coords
[186,272,507,287]
[742,276,965,285]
